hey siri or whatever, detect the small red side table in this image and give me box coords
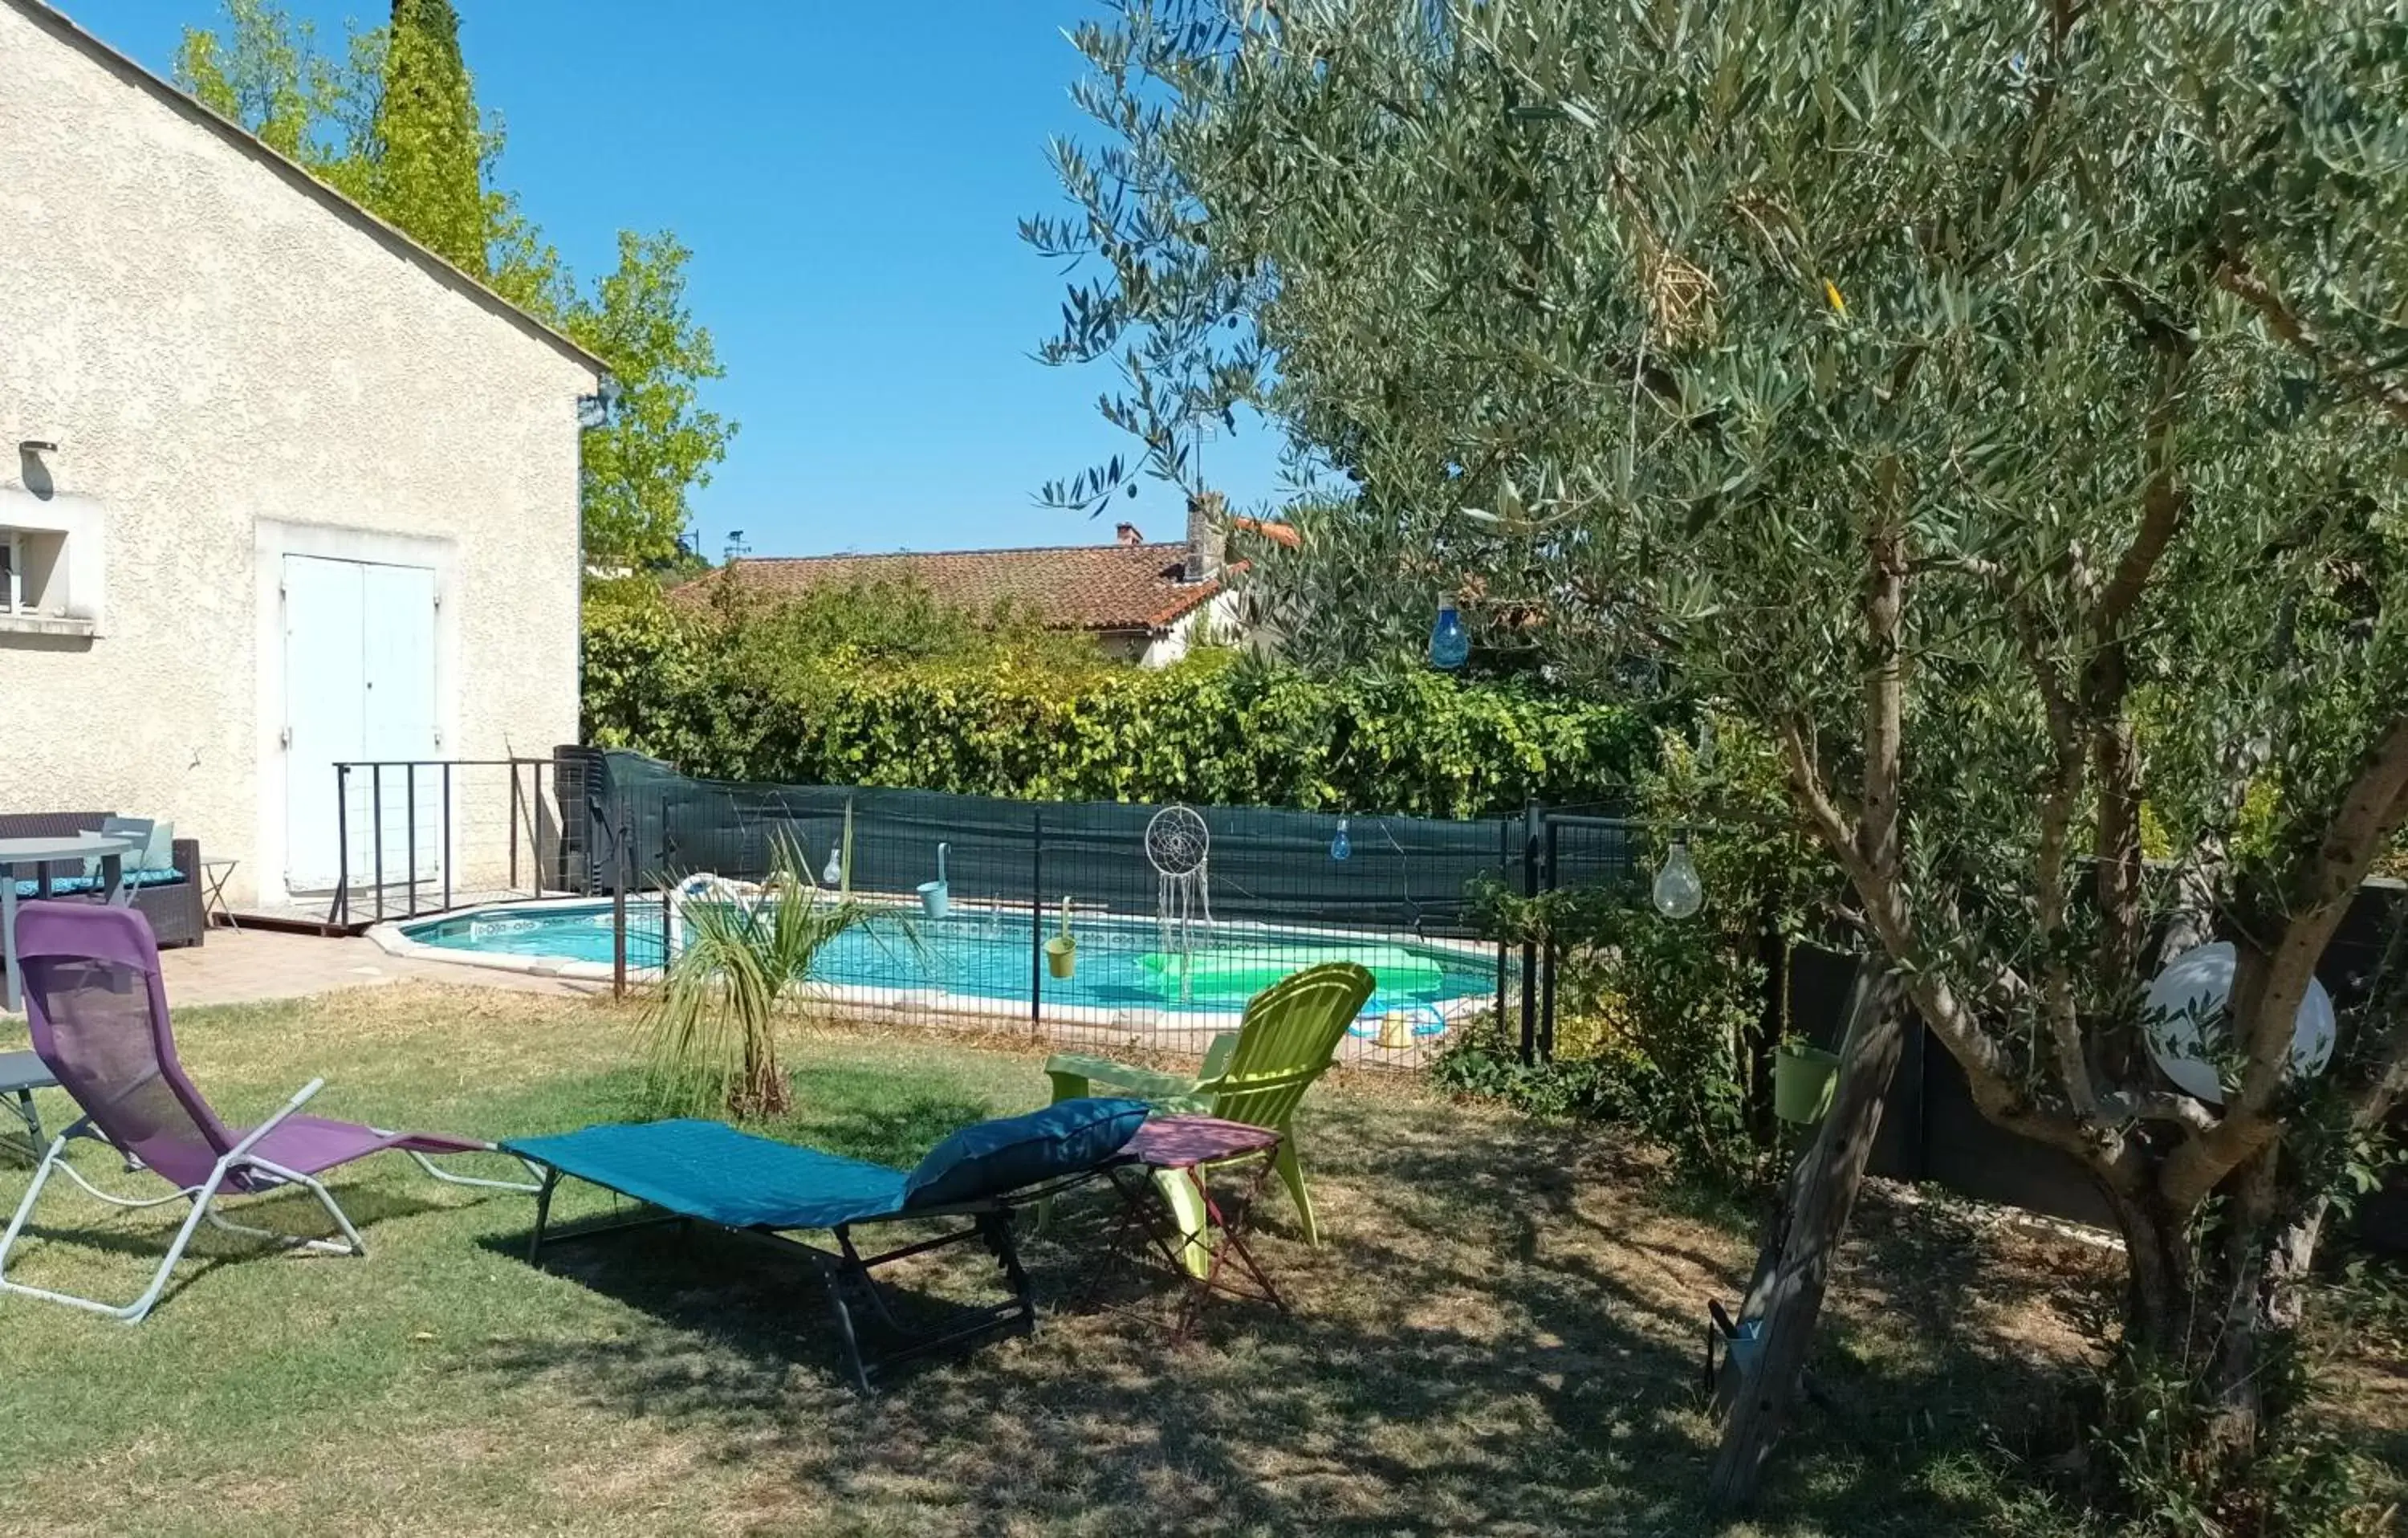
[1093,1113,1288,1341]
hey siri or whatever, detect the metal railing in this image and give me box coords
[327,757,563,926]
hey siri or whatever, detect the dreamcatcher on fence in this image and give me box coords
[1145,804,1214,963]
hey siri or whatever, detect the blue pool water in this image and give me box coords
[400,900,1497,1021]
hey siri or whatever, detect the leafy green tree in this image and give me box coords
[176,0,377,173]
[1037,0,2408,1513]
[1224,492,1597,681]
[566,233,734,572]
[684,573,1093,672]
[175,1,732,572]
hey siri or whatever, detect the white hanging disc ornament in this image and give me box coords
[2142,942,2336,1106]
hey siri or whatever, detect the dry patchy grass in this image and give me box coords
[0,981,2384,1536]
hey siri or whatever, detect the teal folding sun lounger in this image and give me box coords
[506,1098,1149,1390]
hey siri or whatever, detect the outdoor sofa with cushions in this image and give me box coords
[0,811,205,948]
[506,1097,1151,1391]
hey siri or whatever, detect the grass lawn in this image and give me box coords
[0,983,2394,1536]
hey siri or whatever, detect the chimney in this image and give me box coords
[1115,522,1144,546]
[1185,490,1226,582]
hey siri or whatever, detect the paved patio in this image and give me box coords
[6,926,609,1016]
[169,927,612,1008]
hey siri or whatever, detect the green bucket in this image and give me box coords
[1773,1043,1842,1125]
[1044,935,1077,979]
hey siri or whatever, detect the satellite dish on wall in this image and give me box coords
[2141,942,2336,1105]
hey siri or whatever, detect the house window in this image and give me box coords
[0,521,88,628]
[0,486,105,634]
[1,527,59,616]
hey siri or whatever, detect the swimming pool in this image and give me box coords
[380,897,1499,1032]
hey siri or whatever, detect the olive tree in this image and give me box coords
[1033,0,2408,1504]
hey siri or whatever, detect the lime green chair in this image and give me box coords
[1045,962,1375,1263]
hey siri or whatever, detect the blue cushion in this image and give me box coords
[506,1120,909,1231]
[11,869,184,899]
[13,875,93,897]
[901,1097,1149,1210]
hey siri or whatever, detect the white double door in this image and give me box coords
[283,555,440,893]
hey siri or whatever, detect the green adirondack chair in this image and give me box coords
[1046,962,1375,1269]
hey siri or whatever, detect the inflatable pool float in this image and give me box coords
[1348,1003,1452,1044]
[666,872,767,959]
[1138,943,1443,999]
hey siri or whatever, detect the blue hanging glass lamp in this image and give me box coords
[1428,602,1470,670]
[1329,817,1352,861]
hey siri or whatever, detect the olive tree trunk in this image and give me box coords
[2102,1145,2326,1470]
[1707,958,1904,1511]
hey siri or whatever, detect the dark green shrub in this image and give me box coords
[583,584,1658,819]
[1434,712,1840,1189]
[1446,876,1769,1188]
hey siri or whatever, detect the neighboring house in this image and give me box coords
[0,0,604,911]
[681,494,1297,668]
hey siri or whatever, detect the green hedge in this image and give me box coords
[584,592,1655,820]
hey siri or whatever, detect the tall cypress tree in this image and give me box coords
[372,0,486,275]
[392,0,459,56]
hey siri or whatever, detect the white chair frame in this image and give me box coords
[0,1077,540,1324]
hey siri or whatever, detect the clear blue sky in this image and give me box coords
[60,0,1290,557]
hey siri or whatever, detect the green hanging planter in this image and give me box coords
[1773,1042,1842,1125]
[1044,897,1077,979]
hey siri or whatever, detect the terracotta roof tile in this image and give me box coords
[1230,515,1301,549]
[672,543,1222,633]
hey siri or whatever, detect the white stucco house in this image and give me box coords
[0,0,604,913]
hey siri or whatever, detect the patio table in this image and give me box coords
[1086,1113,1290,1341]
[198,857,242,931]
[1,1049,58,1155]
[2,833,136,1013]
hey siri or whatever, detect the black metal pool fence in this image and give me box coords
[376,748,2402,1254]
[552,748,1642,1065]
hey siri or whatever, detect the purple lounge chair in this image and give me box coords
[0,904,538,1323]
